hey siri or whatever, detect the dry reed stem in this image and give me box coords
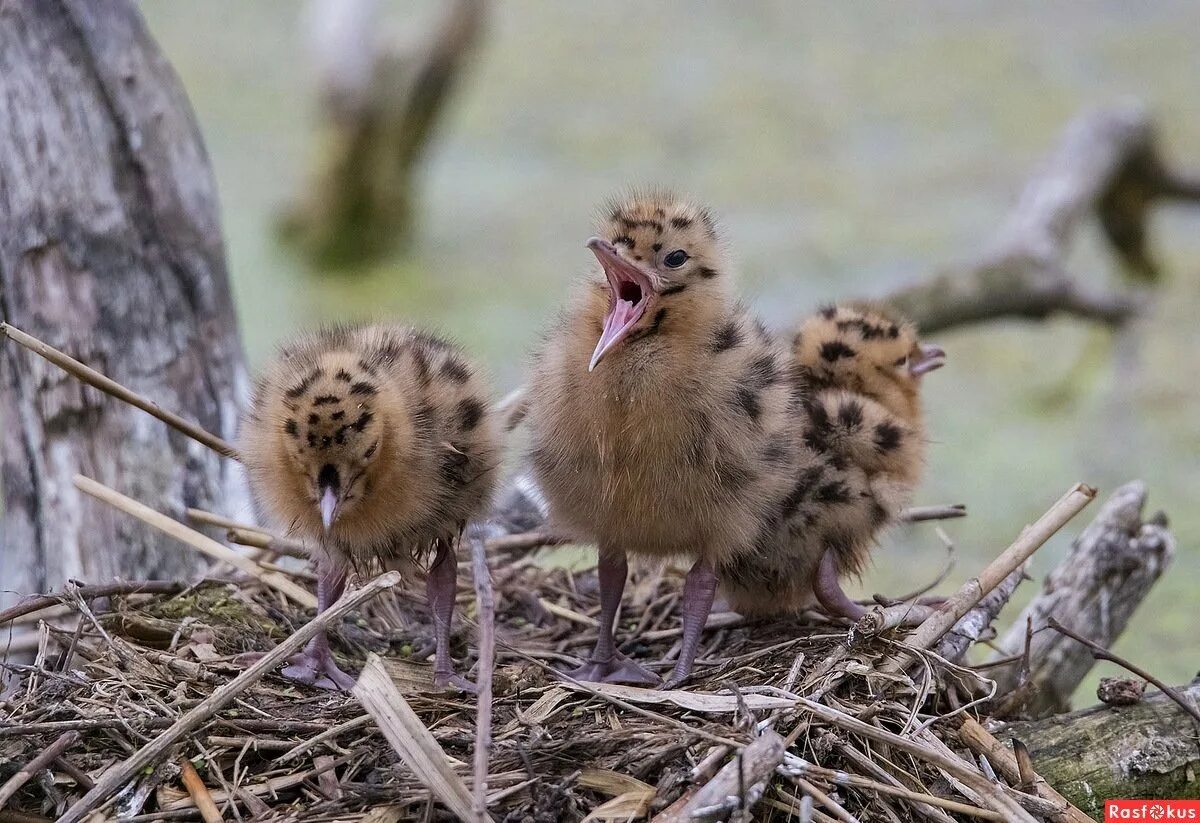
[469,536,497,822]
[0,731,80,810]
[74,475,316,609]
[56,571,400,823]
[0,322,239,459]
[178,759,223,823]
[352,654,478,822]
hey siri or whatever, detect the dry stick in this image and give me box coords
[225,528,310,560]
[0,580,200,626]
[185,508,263,533]
[899,504,967,523]
[353,654,478,822]
[791,776,861,823]
[0,731,80,810]
[0,323,239,460]
[469,536,496,822]
[57,570,400,823]
[958,717,1092,823]
[276,714,371,763]
[1046,618,1200,728]
[74,475,316,609]
[178,759,223,823]
[881,483,1096,674]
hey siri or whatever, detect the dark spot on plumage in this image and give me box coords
[457,398,484,432]
[308,413,320,425]
[780,464,825,521]
[820,305,837,320]
[888,325,900,339]
[734,387,761,421]
[284,419,299,437]
[313,395,340,406]
[439,448,471,486]
[620,218,638,231]
[819,341,856,362]
[331,410,345,421]
[747,354,780,389]
[716,454,756,491]
[816,481,851,505]
[614,234,634,248]
[651,242,662,252]
[306,433,317,447]
[285,369,322,399]
[870,499,890,527]
[334,427,347,445]
[837,400,864,429]
[363,440,379,459]
[626,308,667,343]
[649,220,663,234]
[761,436,790,466]
[670,216,692,229]
[410,347,430,387]
[357,358,379,376]
[654,207,665,217]
[633,255,643,261]
[321,435,332,449]
[335,369,353,383]
[350,381,377,397]
[660,282,688,296]
[696,265,719,279]
[353,410,374,432]
[874,421,903,453]
[710,321,742,353]
[440,357,471,383]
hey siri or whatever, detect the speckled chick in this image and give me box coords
[526,191,810,686]
[720,303,944,621]
[240,324,500,690]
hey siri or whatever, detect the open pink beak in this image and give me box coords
[586,237,656,372]
[909,343,946,377]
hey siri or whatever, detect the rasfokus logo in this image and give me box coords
[1106,800,1200,821]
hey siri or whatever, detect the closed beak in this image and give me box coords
[909,343,946,376]
[320,486,338,532]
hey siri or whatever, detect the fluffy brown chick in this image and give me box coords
[240,324,500,690]
[526,191,809,686]
[721,303,944,621]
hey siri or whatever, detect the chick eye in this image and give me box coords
[894,356,907,367]
[663,249,689,268]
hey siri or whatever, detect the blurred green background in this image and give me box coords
[140,1,1199,694]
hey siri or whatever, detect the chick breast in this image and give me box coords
[240,324,500,570]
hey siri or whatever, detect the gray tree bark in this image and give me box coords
[0,0,248,607]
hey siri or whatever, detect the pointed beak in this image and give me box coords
[320,486,338,532]
[586,237,655,372]
[909,343,946,377]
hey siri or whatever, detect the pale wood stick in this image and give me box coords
[186,508,267,534]
[178,759,223,823]
[882,483,1095,673]
[653,730,786,823]
[0,731,79,810]
[276,714,371,763]
[469,535,496,822]
[0,580,197,626]
[57,571,400,823]
[74,475,316,609]
[792,775,861,823]
[225,528,310,560]
[0,322,239,460]
[959,717,1093,823]
[353,654,478,822]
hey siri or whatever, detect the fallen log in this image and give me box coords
[995,680,1200,819]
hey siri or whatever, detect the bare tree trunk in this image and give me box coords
[0,0,247,607]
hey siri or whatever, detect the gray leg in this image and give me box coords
[814,548,867,622]
[280,562,357,690]
[427,539,475,692]
[564,549,660,685]
[661,559,717,688]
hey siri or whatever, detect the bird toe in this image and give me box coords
[563,652,661,686]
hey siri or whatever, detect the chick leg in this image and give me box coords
[280,563,357,691]
[427,539,476,693]
[565,549,660,686]
[661,559,717,689]
[813,547,869,622]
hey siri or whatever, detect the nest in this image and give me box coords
[0,518,1091,822]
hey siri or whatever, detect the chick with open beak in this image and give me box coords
[240,324,500,691]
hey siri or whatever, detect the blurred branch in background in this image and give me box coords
[886,106,1200,334]
[279,0,485,268]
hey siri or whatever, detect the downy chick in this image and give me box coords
[720,303,944,621]
[526,191,807,686]
[240,325,500,690]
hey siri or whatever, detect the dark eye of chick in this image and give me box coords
[893,356,907,367]
[664,249,688,268]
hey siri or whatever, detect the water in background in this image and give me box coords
[142,1,1200,692]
